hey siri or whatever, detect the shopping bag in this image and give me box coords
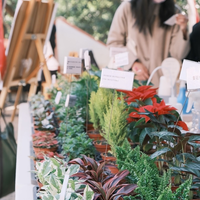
[0,111,17,198]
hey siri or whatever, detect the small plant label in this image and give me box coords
[59,173,69,200]
[51,74,56,87]
[180,59,200,81]
[187,67,200,90]
[65,94,77,107]
[63,56,82,74]
[100,68,134,91]
[114,52,129,68]
[55,91,62,105]
[84,50,91,70]
[109,47,127,57]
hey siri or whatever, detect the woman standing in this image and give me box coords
[107,0,190,87]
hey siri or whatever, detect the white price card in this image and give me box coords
[109,47,127,57]
[100,68,134,91]
[164,14,177,26]
[64,57,82,74]
[115,52,129,68]
[180,59,200,81]
[55,91,62,105]
[65,95,77,107]
[187,67,200,90]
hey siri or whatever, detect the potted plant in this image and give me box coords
[101,92,129,161]
[33,137,58,157]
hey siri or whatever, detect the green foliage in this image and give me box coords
[60,111,95,159]
[62,132,95,160]
[89,87,113,130]
[157,177,192,200]
[89,91,99,129]
[35,156,94,200]
[115,140,192,200]
[72,74,98,120]
[102,92,128,155]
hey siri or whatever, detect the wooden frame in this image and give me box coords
[0,0,56,121]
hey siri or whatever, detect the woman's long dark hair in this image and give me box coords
[131,0,175,34]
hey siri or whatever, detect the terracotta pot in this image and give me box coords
[101,153,116,162]
[33,146,58,157]
[87,130,103,141]
[85,123,95,131]
[171,186,179,192]
[106,164,119,174]
[37,179,43,190]
[93,140,111,153]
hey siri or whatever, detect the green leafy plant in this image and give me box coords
[115,139,192,200]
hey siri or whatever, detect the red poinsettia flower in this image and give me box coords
[175,121,189,131]
[118,85,157,103]
[129,100,177,123]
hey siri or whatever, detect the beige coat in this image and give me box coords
[107,2,190,87]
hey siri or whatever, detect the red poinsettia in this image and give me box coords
[175,121,189,131]
[118,85,157,103]
[129,100,177,123]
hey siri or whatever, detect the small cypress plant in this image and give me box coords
[102,92,129,155]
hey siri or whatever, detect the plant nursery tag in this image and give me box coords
[63,56,82,74]
[100,68,134,91]
[114,52,129,68]
[55,91,62,105]
[79,48,89,59]
[60,173,70,200]
[65,94,77,107]
[84,50,91,70]
[180,59,200,81]
[51,74,56,87]
[164,14,177,26]
[187,67,200,90]
[109,47,127,57]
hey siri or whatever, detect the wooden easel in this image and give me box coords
[0,0,56,121]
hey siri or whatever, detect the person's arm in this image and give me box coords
[169,14,190,60]
[107,2,138,70]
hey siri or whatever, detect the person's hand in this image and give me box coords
[176,14,188,39]
[132,62,149,81]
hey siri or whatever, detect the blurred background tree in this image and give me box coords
[3,0,200,43]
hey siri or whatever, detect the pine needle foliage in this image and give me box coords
[116,140,192,200]
[102,92,128,155]
[89,88,113,130]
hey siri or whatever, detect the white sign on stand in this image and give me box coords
[55,91,62,105]
[187,67,200,90]
[180,59,200,81]
[114,52,129,68]
[63,57,82,74]
[100,68,134,91]
[65,95,77,107]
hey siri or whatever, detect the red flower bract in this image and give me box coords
[175,121,189,131]
[129,100,177,123]
[118,85,157,103]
